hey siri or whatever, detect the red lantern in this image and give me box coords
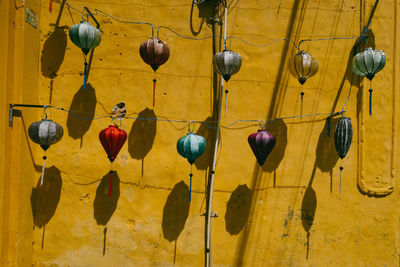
[99,125,127,162]
[248,129,276,166]
[99,125,127,197]
[139,37,170,107]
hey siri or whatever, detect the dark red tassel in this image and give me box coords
[49,0,53,12]
[109,171,113,197]
[153,79,156,107]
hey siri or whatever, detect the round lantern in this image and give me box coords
[334,116,353,194]
[177,132,206,202]
[140,37,170,107]
[99,125,127,197]
[213,50,242,116]
[28,119,64,186]
[352,47,386,115]
[290,50,319,85]
[248,129,276,166]
[69,20,101,89]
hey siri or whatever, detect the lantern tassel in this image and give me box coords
[40,156,47,186]
[369,88,373,116]
[189,173,193,202]
[153,79,157,107]
[300,91,304,117]
[339,166,343,195]
[109,170,113,197]
[49,0,53,12]
[224,90,228,117]
[83,61,88,89]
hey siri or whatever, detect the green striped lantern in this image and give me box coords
[177,132,206,202]
[69,21,101,89]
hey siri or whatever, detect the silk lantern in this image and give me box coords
[177,132,206,202]
[248,129,276,166]
[28,119,64,186]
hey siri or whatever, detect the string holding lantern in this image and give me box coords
[69,19,101,89]
[176,123,206,202]
[290,49,319,115]
[213,50,242,116]
[28,109,63,186]
[139,37,170,107]
[352,47,386,116]
[99,106,127,197]
[248,122,276,166]
[334,116,353,194]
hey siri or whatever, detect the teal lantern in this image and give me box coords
[69,20,101,89]
[177,132,206,202]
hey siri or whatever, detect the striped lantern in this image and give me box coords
[213,50,242,82]
[290,50,319,85]
[352,48,386,115]
[28,119,64,186]
[69,20,101,89]
[139,37,170,106]
[177,132,206,202]
[334,117,353,160]
[334,116,353,194]
[248,129,276,166]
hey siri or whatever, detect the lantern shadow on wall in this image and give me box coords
[30,165,62,228]
[93,171,120,226]
[225,184,252,235]
[194,117,215,171]
[128,108,157,176]
[66,83,97,147]
[261,119,287,173]
[41,26,68,79]
[162,181,190,242]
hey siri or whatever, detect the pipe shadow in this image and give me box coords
[194,117,215,170]
[225,184,252,235]
[162,181,190,242]
[93,171,120,226]
[30,166,62,229]
[66,83,97,146]
[262,119,288,173]
[128,108,157,176]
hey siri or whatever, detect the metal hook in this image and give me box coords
[259,119,265,129]
[43,105,48,119]
[188,120,195,133]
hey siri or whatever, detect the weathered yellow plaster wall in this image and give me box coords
[1,0,400,266]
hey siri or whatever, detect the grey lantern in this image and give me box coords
[28,119,64,151]
[213,50,242,82]
[69,20,101,55]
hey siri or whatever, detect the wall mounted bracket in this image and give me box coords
[9,104,50,127]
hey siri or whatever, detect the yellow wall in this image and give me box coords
[1,0,400,266]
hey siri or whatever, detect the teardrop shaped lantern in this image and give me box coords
[352,47,386,115]
[213,50,242,116]
[28,119,64,186]
[99,125,127,197]
[334,116,353,194]
[139,37,170,107]
[177,132,206,202]
[248,129,276,166]
[69,20,101,89]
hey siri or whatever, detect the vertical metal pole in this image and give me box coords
[205,5,227,267]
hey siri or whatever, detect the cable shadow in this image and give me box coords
[195,117,215,170]
[189,0,205,36]
[162,181,190,242]
[225,184,252,235]
[30,166,62,229]
[93,171,120,226]
[66,83,97,147]
[262,119,288,173]
[128,108,157,176]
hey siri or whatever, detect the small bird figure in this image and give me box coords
[112,102,126,118]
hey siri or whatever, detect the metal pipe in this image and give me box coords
[84,6,100,29]
[205,5,227,267]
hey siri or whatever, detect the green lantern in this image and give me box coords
[177,132,206,202]
[352,47,386,115]
[69,21,101,89]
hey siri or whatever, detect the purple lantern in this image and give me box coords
[248,129,276,166]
